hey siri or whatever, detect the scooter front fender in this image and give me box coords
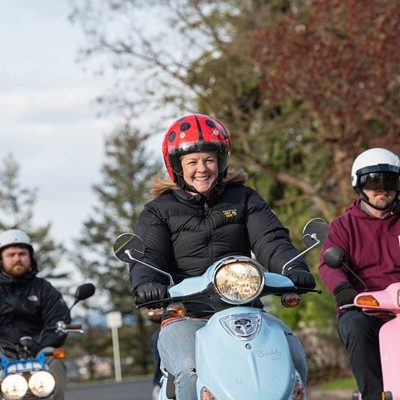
[195,307,298,400]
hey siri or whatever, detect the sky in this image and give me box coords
[0,1,113,249]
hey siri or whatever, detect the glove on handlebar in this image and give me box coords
[333,282,358,307]
[19,337,40,356]
[135,281,168,309]
[286,268,316,289]
[28,340,40,356]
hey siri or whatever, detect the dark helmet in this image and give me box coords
[162,114,231,188]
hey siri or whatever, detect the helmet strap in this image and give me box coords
[357,188,399,211]
[175,169,227,198]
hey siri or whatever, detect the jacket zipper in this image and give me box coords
[203,202,213,262]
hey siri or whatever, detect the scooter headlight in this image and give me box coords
[213,256,264,304]
[1,374,28,399]
[28,370,56,397]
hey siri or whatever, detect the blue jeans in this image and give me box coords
[157,313,307,400]
[338,310,384,400]
[151,328,162,386]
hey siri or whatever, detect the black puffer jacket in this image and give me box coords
[0,267,71,348]
[131,176,309,293]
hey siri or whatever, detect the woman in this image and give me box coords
[130,114,315,399]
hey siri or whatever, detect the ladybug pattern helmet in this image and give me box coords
[162,114,231,184]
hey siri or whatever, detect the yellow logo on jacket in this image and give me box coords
[223,209,237,218]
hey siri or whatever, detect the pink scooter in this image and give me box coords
[324,246,398,400]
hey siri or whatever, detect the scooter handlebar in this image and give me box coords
[339,304,356,311]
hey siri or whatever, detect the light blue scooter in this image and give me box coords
[113,218,327,400]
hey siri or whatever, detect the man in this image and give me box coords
[318,148,400,400]
[0,228,71,400]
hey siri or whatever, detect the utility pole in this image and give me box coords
[106,311,123,382]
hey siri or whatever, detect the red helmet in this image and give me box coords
[162,114,231,184]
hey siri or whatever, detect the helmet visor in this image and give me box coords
[359,172,400,191]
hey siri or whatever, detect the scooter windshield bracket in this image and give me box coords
[220,313,261,341]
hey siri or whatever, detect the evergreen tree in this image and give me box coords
[72,119,162,375]
[0,154,68,284]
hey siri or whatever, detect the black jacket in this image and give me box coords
[131,181,309,292]
[0,267,71,348]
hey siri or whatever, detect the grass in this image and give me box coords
[319,377,357,390]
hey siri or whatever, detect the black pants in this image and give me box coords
[338,310,385,400]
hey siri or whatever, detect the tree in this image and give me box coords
[69,0,333,221]
[72,118,162,374]
[70,0,400,215]
[70,0,400,379]
[0,154,68,284]
[253,0,400,211]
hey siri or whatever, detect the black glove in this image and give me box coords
[135,282,168,309]
[28,340,40,356]
[333,282,358,307]
[286,268,316,289]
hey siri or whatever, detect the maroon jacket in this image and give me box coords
[319,199,400,297]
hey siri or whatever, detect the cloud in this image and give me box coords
[0,0,111,245]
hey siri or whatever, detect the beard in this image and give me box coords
[370,192,396,210]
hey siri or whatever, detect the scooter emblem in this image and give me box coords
[220,313,261,340]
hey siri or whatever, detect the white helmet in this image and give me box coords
[0,229,33,253]
[351,148,400,189]
[351,148,400,210]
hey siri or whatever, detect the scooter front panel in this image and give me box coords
[195,307,297,400]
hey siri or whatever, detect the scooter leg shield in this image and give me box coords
[379,317,400,399]
[195,307,297,400]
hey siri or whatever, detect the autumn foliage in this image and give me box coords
[254,0,400,204]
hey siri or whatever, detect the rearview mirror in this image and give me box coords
[113,233,145,263]
[302,218,328,247]
[74,283,96,301]
[323,246,347,269]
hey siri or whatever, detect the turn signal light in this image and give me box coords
[53,347,66,359]
[166,303,187,317]
[281,293,302,308]
[200,387,217,400]
[356,295,380,307]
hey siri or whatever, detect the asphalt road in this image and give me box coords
[65,377,354,400]
[65,377,154,400]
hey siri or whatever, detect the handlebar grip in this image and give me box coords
[65,324,82,330]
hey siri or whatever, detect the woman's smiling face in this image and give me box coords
[181,151,218,194]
